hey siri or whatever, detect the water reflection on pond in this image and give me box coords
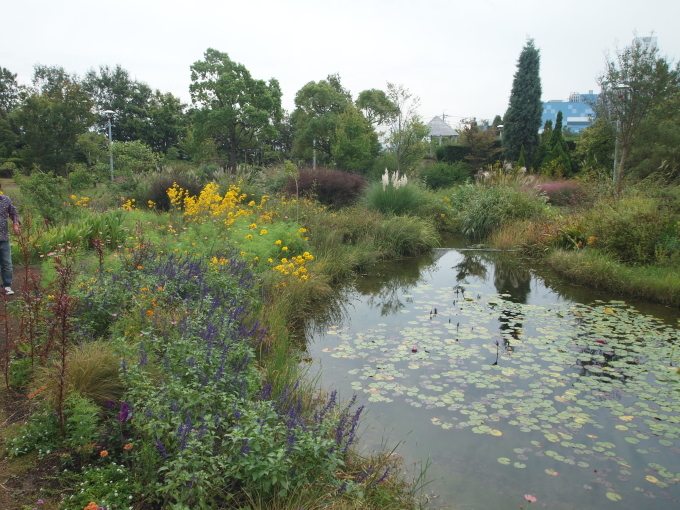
[305,247,680,510]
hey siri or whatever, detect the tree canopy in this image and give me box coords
[596,37,680,192]
[190,48,282,170]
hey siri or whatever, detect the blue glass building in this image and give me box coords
[541,92,598,133]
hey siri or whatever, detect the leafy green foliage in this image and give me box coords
[435,144,470,163]
[420,162,470,189]
[17,171,72,226]
[332,105,379,172]
[5,405,60,458]
[292,74,352,164]
[13,66,95,174]
[191,48,283,170]
[597,36,679,192]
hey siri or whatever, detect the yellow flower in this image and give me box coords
[245,234,253,239]
[260,229,268,235]
[587,236,597,245]
[249,223,257,229]
[282,246,288,251]
[267,258,273,263]
[298,227,307,233]
[275,240,282,245]
[240,251,247,256]
[281,258,288,263]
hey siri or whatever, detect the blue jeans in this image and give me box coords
[0,240,13,287]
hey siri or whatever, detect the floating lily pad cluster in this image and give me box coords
[319,284,680,505]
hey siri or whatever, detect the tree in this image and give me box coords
[503,39,543,165]
[385,83,429,172]
[356,88,398,127]
[0,67,24,119]
[332,105,379,171]
[190,48,282,170]
[14,65,95,174]
[540,110,571,175]
[626,88,680,181]
[292,74,351,163]
[596,36,679,192]
[572,118,615,173]
[458,118,502,171]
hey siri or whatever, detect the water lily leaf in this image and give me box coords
[605,492,622,501]
[545,468,559,476]
[513,462,526,469]
[646,475,659,483]
[497,457,511,465]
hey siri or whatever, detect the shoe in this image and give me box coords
[4,287,14,295]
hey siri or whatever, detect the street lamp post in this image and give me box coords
[104,110,115,182]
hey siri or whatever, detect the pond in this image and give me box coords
[304,243,680,509]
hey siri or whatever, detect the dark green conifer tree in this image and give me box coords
[517,145,526,169]
[502,39,543,165]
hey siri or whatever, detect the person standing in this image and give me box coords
[0,184,20,295]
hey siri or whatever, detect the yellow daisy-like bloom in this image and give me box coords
[240,251,247,256]
[282,246,288,251]
[281,257,288,264]
[260,229,268,235]
[298,227,307,233]
[275,240,282,245]
[249,223,257,229]
[268,258,274,263]
[245,234,253,239]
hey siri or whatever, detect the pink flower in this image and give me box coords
[524,494,537,503]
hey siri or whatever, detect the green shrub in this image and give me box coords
[435,144,470,163]
[17,171,72,226]
[448,184,549,239]
[583,196,671,264]
[420,162,470,189]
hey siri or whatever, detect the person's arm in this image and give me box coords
[8,199,20,235]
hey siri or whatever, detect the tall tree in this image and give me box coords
[190,48,282,170]
[14,65,95,174]
[291,74,351,163]
[596,37,679,192]
[502,39,543,165]
[0,67,23,165]
[541,110,571,174]
[0,67,24,119]
[385,83,429,172]
[82,65,153,142]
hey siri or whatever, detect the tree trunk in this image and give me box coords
[616,144,628,195]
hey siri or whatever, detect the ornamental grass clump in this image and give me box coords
[363,169,423,215]
[447,183,549,239]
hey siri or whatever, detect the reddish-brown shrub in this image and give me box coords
[537,181,586,206]
[284,167,367,208]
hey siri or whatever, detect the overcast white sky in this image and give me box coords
[3,0,679,126]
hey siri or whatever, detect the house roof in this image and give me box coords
[427,116,458,137]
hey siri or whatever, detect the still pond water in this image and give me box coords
[305,242,680,510]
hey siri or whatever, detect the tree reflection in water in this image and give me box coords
[454,250,532,356]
